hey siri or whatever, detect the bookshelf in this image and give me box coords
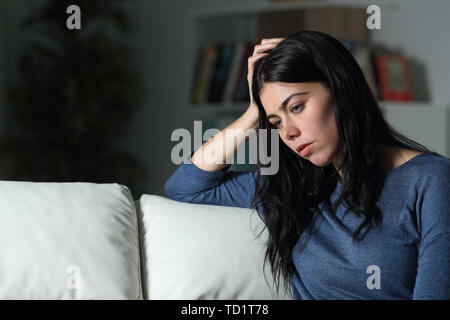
[183,0,369,113]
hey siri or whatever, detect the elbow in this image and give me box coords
[164,178,200,203]
[164,178,177,200]
[164,178,189,202]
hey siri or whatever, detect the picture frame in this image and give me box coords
[375,55,412,101]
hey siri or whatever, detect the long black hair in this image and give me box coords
[250,31,433,296]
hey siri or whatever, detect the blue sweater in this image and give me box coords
[164,152,450,300]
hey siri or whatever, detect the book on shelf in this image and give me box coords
[208,43,234,103]
[191,40,254,107]
[352,45,378,99]
[222,41,246,102]
[232,42,254,103]
[343,41,379,99]
[191,43,219,104]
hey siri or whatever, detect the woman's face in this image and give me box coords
[259,81,341,169]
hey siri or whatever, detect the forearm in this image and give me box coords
[190,107,259,172]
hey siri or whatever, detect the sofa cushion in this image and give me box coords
[0,181,142,299]
[137,194,292,300]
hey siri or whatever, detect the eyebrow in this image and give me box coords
[266,92,309,120]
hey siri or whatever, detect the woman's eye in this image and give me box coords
[271,104,304,128]
[291,104,304,112]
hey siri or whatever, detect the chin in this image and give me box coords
[307,153,333,167]
[308,158,324,167]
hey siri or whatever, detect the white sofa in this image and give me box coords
[0,180,291,300]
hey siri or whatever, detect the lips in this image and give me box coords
[296,142,313,154]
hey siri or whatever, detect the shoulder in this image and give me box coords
[382,151,449,209]
[383,152,450,190]
[413,152,450,186]
[410,153,450,235]
[398,152,450,199]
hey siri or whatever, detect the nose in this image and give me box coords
[281,118,300,141]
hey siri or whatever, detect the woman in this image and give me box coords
[165,31,450,299]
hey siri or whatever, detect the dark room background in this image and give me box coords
[1,0,449,199]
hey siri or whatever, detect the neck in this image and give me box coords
[334,144,399,182]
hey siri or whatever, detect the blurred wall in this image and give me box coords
[1,0,33,136]
[0,0,8,137]
[2,0,450,197]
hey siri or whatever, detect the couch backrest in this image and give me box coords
[0,180,291,300]
[137,194,292,300]
[0,180,142,299]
